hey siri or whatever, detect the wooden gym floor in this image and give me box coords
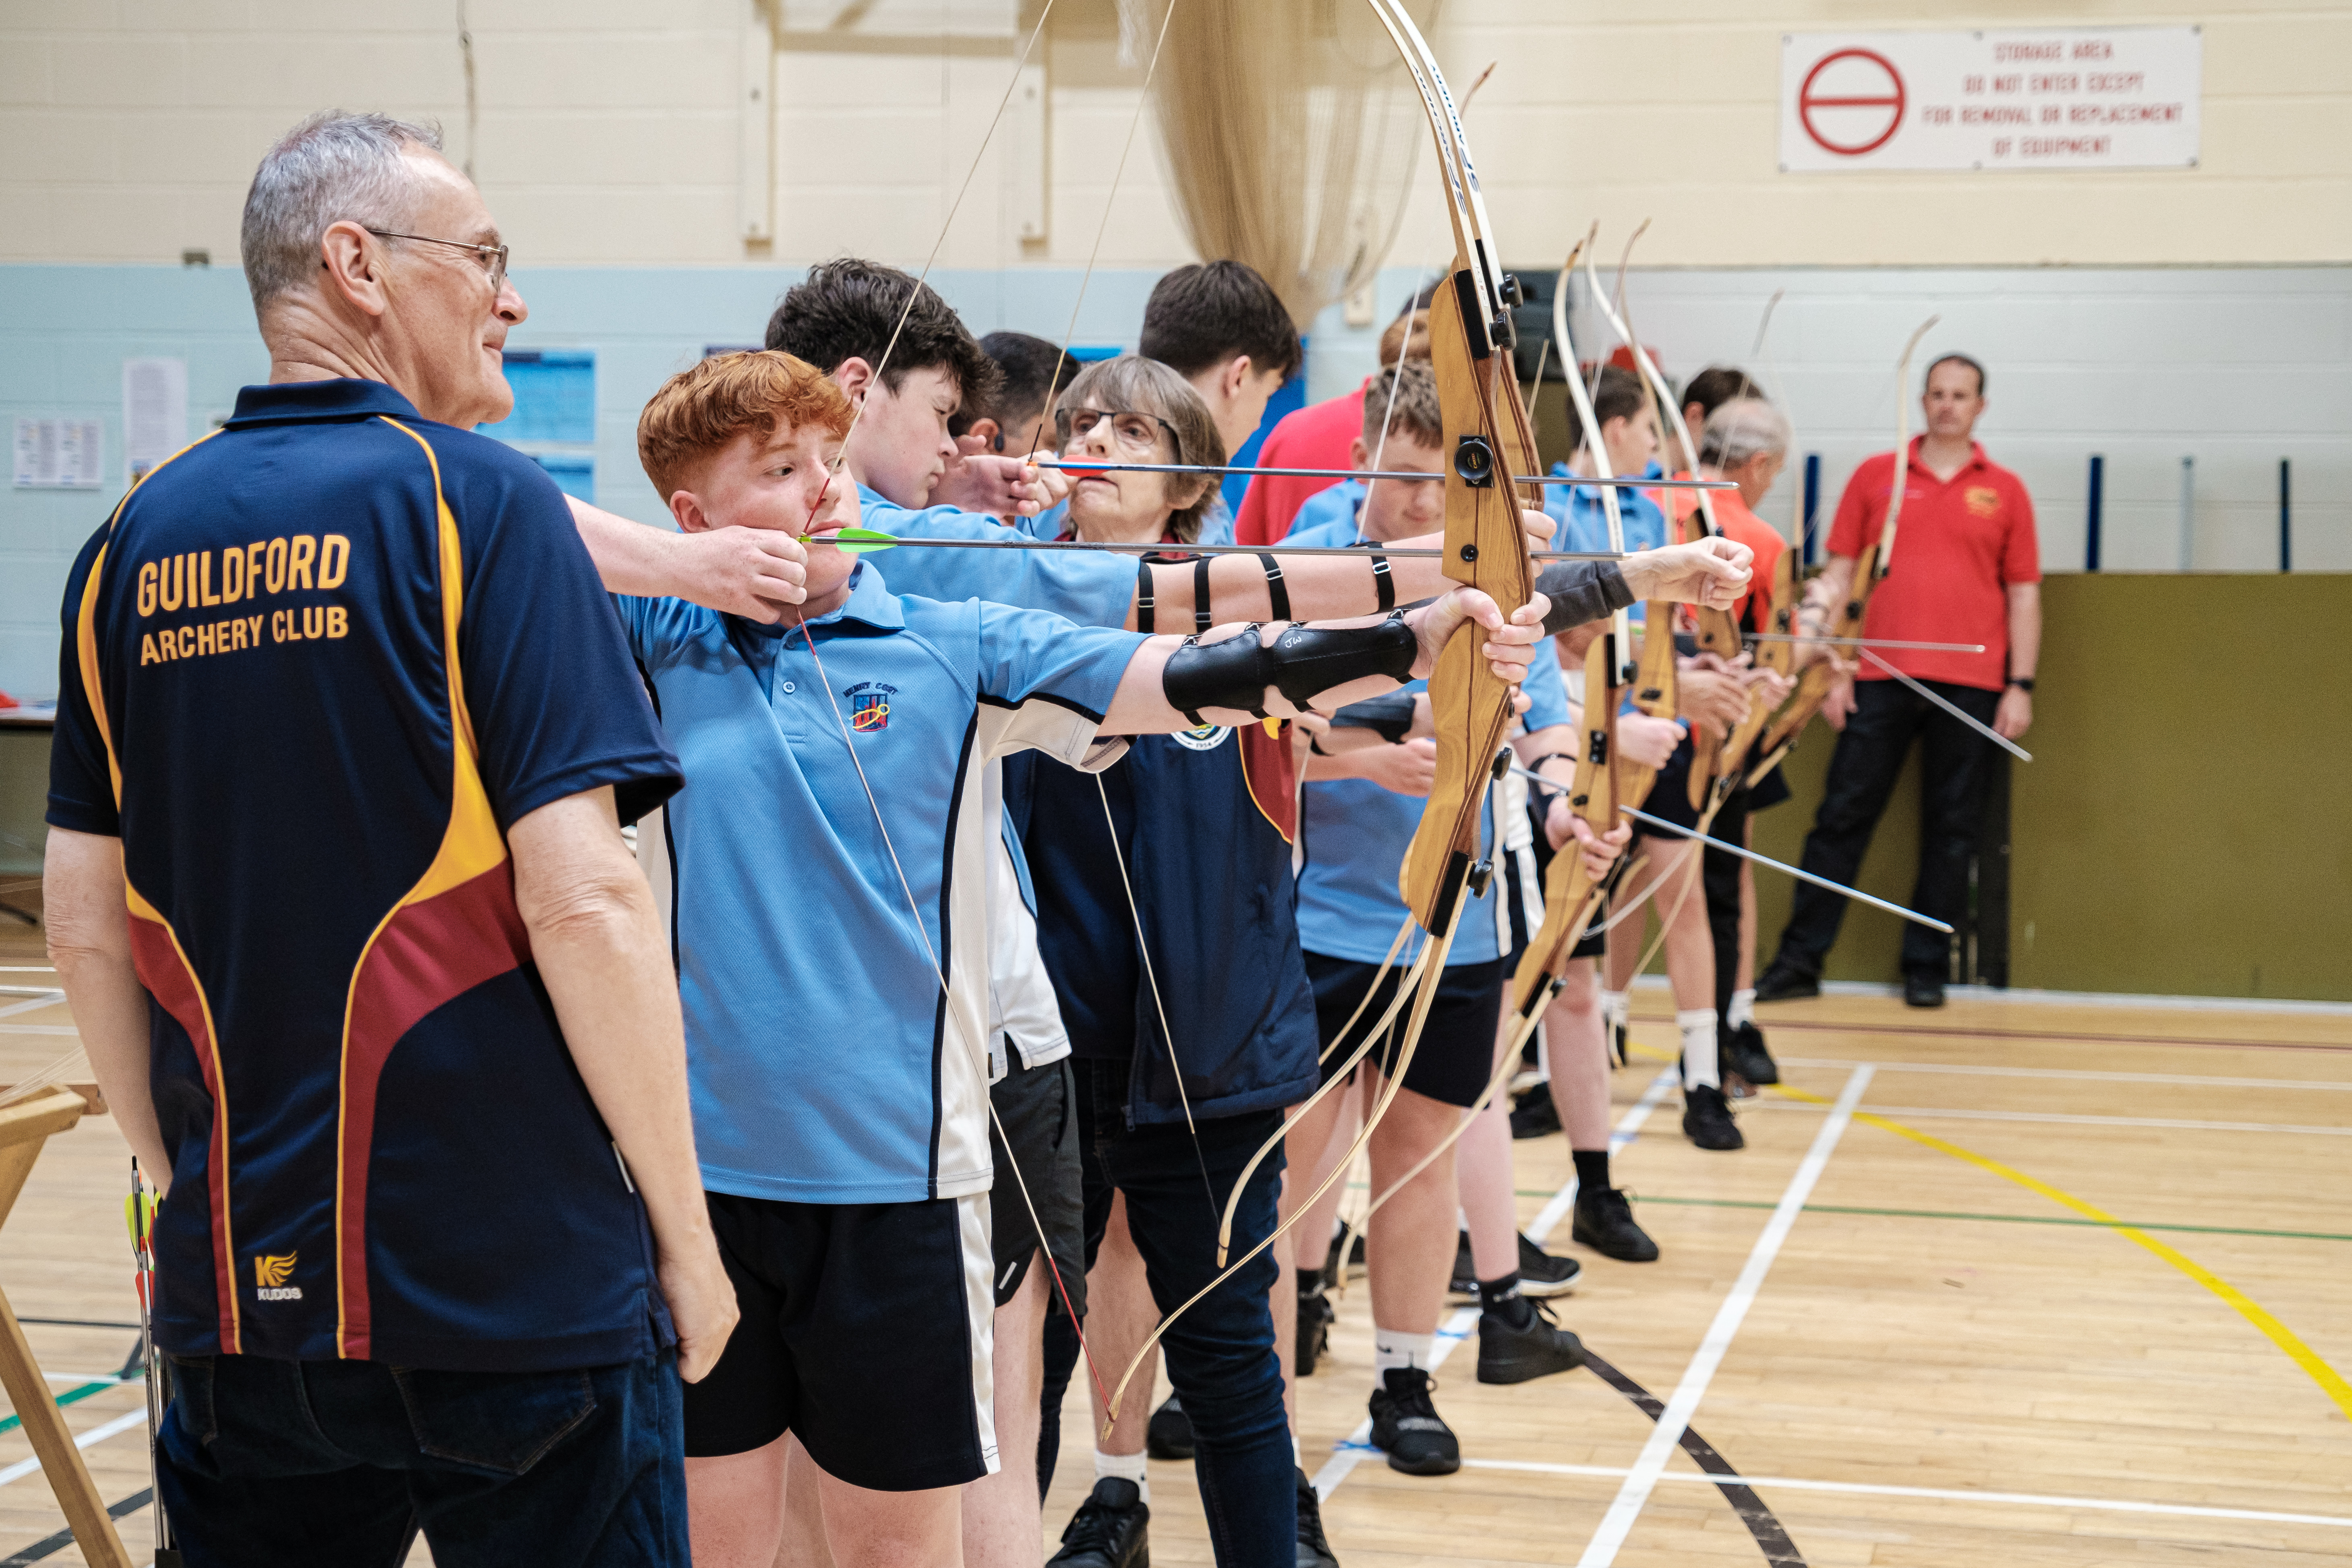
[3,901,2348,1566]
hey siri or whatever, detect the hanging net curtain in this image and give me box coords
[1125,0,1442,331]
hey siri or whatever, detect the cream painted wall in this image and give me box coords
[4,2,2346,271]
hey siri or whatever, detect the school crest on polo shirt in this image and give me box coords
[1171,723,1230,752]
[845,681,896,733]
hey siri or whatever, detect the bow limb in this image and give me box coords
[1751,314,1939,768]
[1501,626,1620,1040]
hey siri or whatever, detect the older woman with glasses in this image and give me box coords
[1051,355,1228,551]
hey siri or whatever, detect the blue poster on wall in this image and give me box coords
[489,349,597,503]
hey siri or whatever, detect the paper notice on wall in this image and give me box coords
[12,417,106,489]
[1780,27,2201,172]
[123,356,189,483]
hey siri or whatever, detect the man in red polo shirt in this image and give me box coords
[1757,354,2041,1008]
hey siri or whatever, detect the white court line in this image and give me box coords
[0,1026,80,1037]
[1778,1058,2352,1093]
[1311,1066,1681,1501]
[0,994,66,1021]
[1575,1063,1873,1568]
[0,968,58,974]
[1460,1458,2352,1531]
[0,1407,148,1488]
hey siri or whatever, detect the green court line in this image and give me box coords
[1509,1189,2352,1244]
[0,1377,126,1436]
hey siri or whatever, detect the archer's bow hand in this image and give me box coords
[1546,805,1631,882]
[1405,590,1555,684]
[1519,505,1559,550]
[928,451,1069,518]
[1621,537,1752,611]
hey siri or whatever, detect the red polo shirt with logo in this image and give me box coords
[1666,480,1786,634]
[1827,439,2039,691]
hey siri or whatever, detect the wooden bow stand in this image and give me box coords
[0,1085,135,1568]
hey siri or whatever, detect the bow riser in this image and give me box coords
[1507,630,1621,1015]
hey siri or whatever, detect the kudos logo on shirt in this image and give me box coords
[254,1252,302,1301]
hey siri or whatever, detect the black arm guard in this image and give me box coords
[1162,613,1418,727]
[1329,691,1417,744]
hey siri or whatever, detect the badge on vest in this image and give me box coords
[1172,724,1231,753]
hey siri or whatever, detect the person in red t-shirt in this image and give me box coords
[1232,302,1431,545]
[1758,354,2042,1009]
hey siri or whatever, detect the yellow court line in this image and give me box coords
[1770,1077,2352,1421]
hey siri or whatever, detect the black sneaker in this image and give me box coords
[1367,1367,1459,1476]
[1049,1477,1150,1568]
[1571,1185,1659,1262]
[1904,972,1946,1008]
[1724,1020,1778,1085]
[1297,1285,1335,1377]
[1682,1083,1744,1151]
[1509,1085,1562,1140]
[1609,1018,1629,1067]
[1475,1297,1586,1384]
[1754,961,1819,1003]
[1446,1231,1478,1301]
[1514,1233,1581,1297]
[1325,1230,1366,1283]
[1295,1466,1339,1568]
[1146,1394,1194,1460]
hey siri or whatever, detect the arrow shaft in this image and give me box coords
[1039,460,1734,490]
[1615,803,1954,933]
[812,534,1626,561]
[1859,649,2033,762]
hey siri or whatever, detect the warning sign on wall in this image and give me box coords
[1780,27,2201,173]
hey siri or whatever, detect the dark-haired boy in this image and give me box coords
[959,330,1066,461]
[618,348,1556,1568]
[1138,259,1303,546]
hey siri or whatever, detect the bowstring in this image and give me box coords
[1092,772,1222,1222]
[792,618,1113,1411]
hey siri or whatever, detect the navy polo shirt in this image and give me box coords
[48,378,683,1372]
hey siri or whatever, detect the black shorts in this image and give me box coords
[1304,949,1506,1109]
[1526,795,1608,962]
[988,1051,1086,1315]
[1745,760,1792,813]
[684,1191,995,1490]
[1637,733,1703,834]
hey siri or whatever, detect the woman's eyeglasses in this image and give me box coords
[1055,406,1181,458]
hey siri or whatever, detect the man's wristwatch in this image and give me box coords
[2006,677,2035,693]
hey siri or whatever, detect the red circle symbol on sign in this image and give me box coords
[1799,48,1906,156]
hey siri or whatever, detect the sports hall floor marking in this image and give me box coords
[0,996,64,1022]
[1742,1017,2352,1054]
[0,1485,152,1566]
[1622,1193,2352,1244]
[0,1408,148,1489]
[1748,1100,2352,1137]
[1767,1080,2352,1421]
[1573,1065,1873,1568]
[1457,1459,2352,1531]
[1776,1056,2352,1091]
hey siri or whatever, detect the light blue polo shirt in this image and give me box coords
[1283,509,1570,967]
[1289,479,1364,541]
[1546,462,1667,626]
[1013,489,1232,545]
[618,561,1144,1204]
[859,487,1137,624]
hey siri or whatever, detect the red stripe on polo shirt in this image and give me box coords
[1827,440,2040,691]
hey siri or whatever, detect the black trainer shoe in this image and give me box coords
[1049,1477,1150,1568]
[1295,1467,1340,1568]
[1754,961,1819,1003]
[1571,1185,1659,1262]
[1297,1285,1335,1377]
[1326,1230,1366,1283]
[1476,1297,1587,1384]
[1367,1367,1459,1476]
[1509,1085,1562,1140]
[1682,1083,1745,1150]
[1514,1233,1581,1297]
[1724,1020,1778,1085]
[1146,1394,1194,1460]
[1904,971,1946,1008]
[1609,1018,1629,1067]
[1446,1231,1478,1301]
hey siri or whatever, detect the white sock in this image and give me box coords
[1600,989,1629,1031]
[1373,1328,1436,1378]
[1679,1009,1720,1089]
[1728,988,1757,1030]
[1293,1432,1304,1465]
[1095,1446,1149,1502]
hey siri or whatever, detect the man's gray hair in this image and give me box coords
[1698,397,1791,470]
[240,110,444,314]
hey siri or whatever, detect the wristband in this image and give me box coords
[2006,677,2034,692]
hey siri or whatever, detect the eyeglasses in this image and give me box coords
[1055,406,1182,458]
[363,228,510,294]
